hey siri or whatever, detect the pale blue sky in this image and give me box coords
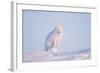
[22,10,91,53]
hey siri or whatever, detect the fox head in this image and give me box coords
[55,24,64,33]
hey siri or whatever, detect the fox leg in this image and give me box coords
[51,40,59,55]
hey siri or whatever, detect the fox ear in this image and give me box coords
[59,24,63,26]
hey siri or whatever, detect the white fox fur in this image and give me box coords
[45,24,64,55]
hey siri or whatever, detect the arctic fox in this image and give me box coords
[45,24,64,55]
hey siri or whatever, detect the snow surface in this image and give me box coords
[23,49,91,62]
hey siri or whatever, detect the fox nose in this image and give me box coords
[58,31,60,33]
